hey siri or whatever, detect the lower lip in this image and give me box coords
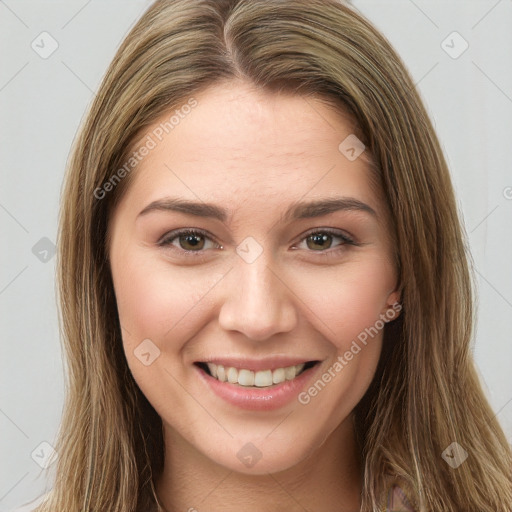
[195,363,320,411]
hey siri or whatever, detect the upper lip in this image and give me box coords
[196,357,319,372]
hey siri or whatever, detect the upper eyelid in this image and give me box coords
[158,228,220,246]
[296,227,355,243]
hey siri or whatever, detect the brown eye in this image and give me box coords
[177,232,205,251]
[158,229,220,253]
[298,229,355,253]
[306,233,334,251]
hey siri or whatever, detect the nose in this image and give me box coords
[218,253,298,341]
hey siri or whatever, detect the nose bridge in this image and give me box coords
[218,245,297,341]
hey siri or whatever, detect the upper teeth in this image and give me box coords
[206,363,306,387]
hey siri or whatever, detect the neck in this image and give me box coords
[156,415,362,512]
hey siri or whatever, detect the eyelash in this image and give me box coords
[157,228,357,259]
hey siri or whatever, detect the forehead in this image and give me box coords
[117,80,382,222]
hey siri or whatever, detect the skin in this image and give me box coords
[108,79,401,512]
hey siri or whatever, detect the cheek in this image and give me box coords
[292,258,395,419]
[112,259,177,341]
[111,248,222,350]
[295,254,396,353]
[110,250,215,414]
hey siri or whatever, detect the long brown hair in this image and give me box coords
[38,0,512,510]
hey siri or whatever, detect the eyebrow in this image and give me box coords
[137,196,377,222]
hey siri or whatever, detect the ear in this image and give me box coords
[381,288,402,322]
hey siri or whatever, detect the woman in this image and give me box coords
[32,0,512,510]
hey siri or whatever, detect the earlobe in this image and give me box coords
[388,289,401,307]
[382,289,402,321]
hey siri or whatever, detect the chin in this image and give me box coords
[210,438,317,476]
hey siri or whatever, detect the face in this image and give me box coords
[108,79,401,475]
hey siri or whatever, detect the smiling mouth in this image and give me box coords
[195,361,319,388]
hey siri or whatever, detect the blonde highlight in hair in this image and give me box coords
[38,1,512,510]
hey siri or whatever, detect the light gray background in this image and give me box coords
[1,0,511,509]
